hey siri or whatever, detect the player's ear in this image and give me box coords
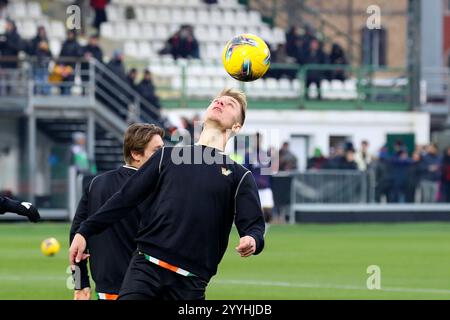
[231,122,242,134]
[130,150,141,162]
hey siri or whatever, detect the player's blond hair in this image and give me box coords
[217,88,247,126]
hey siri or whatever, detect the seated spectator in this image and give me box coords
[160,25,200,60]
[137,69,161,120]
[304,39,327,100]
[59,30,83,95]
[285,26,301,59]
[300,24,316,54]
[267,44,297,79]
[329,43,347,81]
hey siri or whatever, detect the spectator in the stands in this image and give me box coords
[82,34,103,63]
[102,49,127,110]
[28,27,52,95]
[374,145,392,202]
[304,39,327,100]
[355,140,373,171]
[419,143,441,203]
[160,25,200,60]
[28,26,48,56]
[137,69,161,120]
[0,19,23,95]
[279,142,298,171]
[405,150,422,203]
[325,142,357,170]
[307,147,326,170]
[32,40,52,95]
[126,68,138,90]
[268,44,297,79]
[59,30,83,95]
[90,0,109,34]
[340,144,358,170]
[301,24,316,54]
[329,43,347,81]
[106,49,126,81]
[81,34,103,94]
[389,148,412,203]
[0,19,22,68]
[285,26,301,59]
[203,0,218,3]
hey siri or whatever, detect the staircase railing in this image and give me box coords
[93,59,163,127]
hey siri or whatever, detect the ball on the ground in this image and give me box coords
[40,237,60,257]
[222,33,271,82]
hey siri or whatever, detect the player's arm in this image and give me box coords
[69,182,92,298]
[70,148,165,265]
[234,172,265,257]
[0,196,40,222]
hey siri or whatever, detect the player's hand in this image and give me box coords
[235,236,256,257]
[74,287,91,300]
[69,234,89,267]
[17,202,41,222]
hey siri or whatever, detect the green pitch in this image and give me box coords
[1,222,450,300]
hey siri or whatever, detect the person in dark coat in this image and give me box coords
[0,19,22,68]
[0,19,24,95]
[28,26,48,56]
[81,34,103,94]
[329,43,347,81]
[137,69,161,120]
[304,39,327,100]
[389,149,413,203]
[59,30,83,95]
[405,151,422,203]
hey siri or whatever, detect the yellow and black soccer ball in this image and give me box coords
[222,33,271,82]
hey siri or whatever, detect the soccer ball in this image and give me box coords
[40,238,61,257]
[222,33,271,82]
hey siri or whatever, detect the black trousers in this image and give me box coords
[118,252,208,300]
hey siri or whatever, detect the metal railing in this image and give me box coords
[290,170,370,204]
[298,64,409,109]
[421,66,450,104]
[126,57,409,110]
[0,57,162,125]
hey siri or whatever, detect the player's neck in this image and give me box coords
[197,124,227,151]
